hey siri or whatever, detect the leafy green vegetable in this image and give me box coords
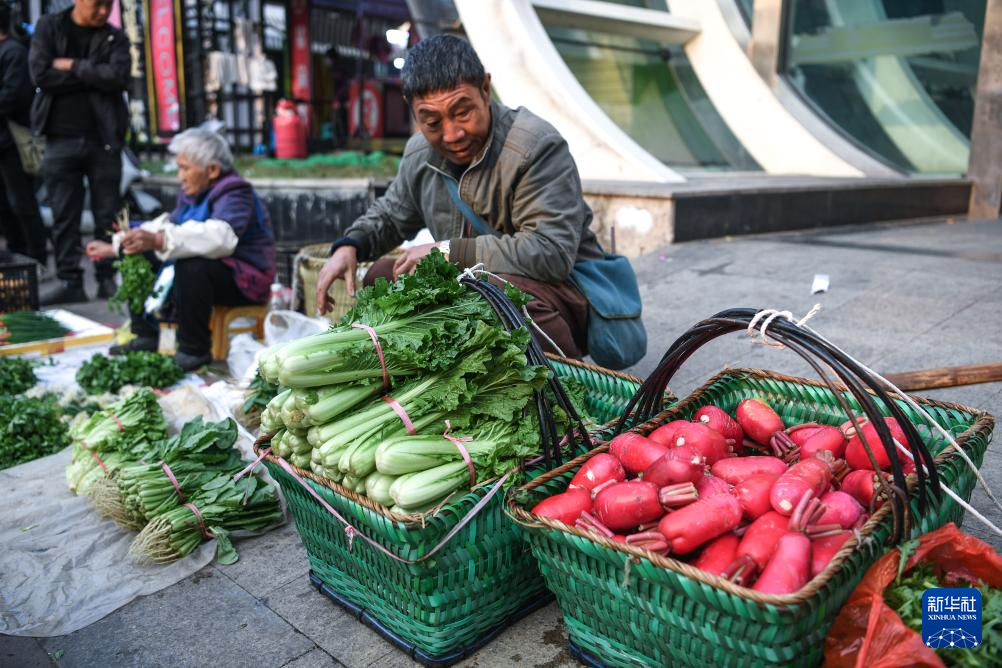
[242,370,279,419]
[108,254,159,314]
[886,561,1002,667]
[76,351,184,394]
[0,394,69,470]
[0,311,70,343]
[0,356,38,394]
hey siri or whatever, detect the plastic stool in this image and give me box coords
[209,304,267,360]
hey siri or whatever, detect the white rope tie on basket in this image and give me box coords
[747,304,822,348]
[457,263,567,357]
[750,308,1002,537]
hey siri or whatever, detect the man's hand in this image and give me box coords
[53,58,74,71]
[315,245,358,316]
[391,243,438,280]
[121,229,164,255]
[86,240,116,261]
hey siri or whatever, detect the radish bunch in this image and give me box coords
[530,397,916,595]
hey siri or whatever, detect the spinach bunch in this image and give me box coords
[0,356,38,394]
[108,255,159,314]
[0,395,70,470]
[77,351,185,394]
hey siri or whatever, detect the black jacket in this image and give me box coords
[27,8,130,147]
[0,37,34,151]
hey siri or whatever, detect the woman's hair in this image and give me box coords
[168,128,234,172]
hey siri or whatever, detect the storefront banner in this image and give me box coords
[150,0,180,133]
[290,0,311,101]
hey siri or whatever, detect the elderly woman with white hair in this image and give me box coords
[86,128,276,371]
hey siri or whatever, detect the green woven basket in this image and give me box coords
[507,368,995,668]
[262,355,675,661]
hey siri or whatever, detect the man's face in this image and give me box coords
[73,0,114,27]
[411,75,492,166]
[176,155,221,197]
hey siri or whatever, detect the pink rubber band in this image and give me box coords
[352,323,390,391]
[160,461,185,502]
[184,502,213,539]
[89,450,108,473]
[109,413,125,432]
[382,395,417,435]
[443,420,475,488]
[273,455,507,564]
[233,447,271,481]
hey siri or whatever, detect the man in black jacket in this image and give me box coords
[0,4,46,267]
[29,0,130,304]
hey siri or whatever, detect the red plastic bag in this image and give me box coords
[825,523,1002,667]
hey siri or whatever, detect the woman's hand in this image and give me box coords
[85,240,116,261]
[121,229,164,255]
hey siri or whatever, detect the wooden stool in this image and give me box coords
[209,304,267,360]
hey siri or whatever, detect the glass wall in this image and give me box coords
[544,25,760,171]
[784,0,985,174]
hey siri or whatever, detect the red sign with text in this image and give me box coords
[150,0,180,133]
[349,81,383,139]
[290,0,311,101]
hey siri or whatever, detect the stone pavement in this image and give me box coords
[4,217,1000,668]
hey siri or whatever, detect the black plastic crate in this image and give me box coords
[0,251,39,312]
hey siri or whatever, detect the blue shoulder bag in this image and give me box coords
[443,175,647,370]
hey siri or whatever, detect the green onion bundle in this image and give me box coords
[0,311,70,344]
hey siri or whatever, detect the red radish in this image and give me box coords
[753,492,829,594]
[654,493,743,554]
[770,455,835,516]
[609,433,670,475]
[724,511,788,585]
[672,422,729,465]
[787,423,826,447]
[569,453,626,492]
[648,419,690,446]
[695,474,733,499]
[816,491,864,529]
[843,417,908,471]
[593,480,700,533]
[811,531,853,577]
[734,473,781,519]
[799,425,848,460]
[841,470,889,510]
[694,406,744,452]
[642,445,705,486]
[736,399,785,445]
[531,487,592,525]
[694,533,740,576]
[594,480,663,532]
[711,456,787,485]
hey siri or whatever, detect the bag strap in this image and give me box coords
[440,173,495,238]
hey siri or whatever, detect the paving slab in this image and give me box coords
[38,568,315,668]
[213,521,309,598]
[281,647,344,668]
[263,574,392,668]
[0,634,55,667]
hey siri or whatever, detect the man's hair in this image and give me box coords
[401,35,485,100]
[0,4,11,35]
[168,127,234,172]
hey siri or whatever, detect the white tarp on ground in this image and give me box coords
[0,344,278,637]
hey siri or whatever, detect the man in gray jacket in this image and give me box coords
[316,35,604,358]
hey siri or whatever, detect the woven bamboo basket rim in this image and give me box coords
[506,366,995,608]
[296,243,404,270]
[255,355,650,529]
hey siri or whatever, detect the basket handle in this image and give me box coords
[613,307,941,545]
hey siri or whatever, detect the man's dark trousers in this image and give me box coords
[0,146,47,263]
[43,137,120,283]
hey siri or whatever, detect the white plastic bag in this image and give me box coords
[227,332,265,381]
[263,309,327,347]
